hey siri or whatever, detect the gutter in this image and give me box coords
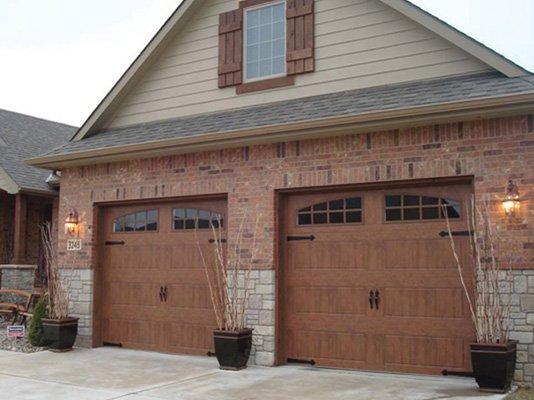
[27,92,534,170]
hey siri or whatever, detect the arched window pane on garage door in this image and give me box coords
[297,197,362,226]
[385,195,461,222]
[172,208,224,230]
[113,209,158,232]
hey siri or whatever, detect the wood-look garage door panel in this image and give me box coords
[165,284,212,310]
[104,319,163,347]
[105,268,167,283]
[384,288,470,318]
[377,317,475,338]
[286,270,470,288]
[164,307,214,325]
[384,336,467,370]
[287,330,368,362]
[104,305,167,321]
[286,241,371,270]
[291,287,368,315]
[105,245,170,270]
[170,244,214,269]
[103,282,161,307]
[102,199,225,355]
[282,184,475,374]
[383,239,470,270]
[165,323,213,355]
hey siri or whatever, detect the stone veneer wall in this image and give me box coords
[0,265,36,291]
[56,115,533,380]
[504,270,534,386]
[59,269,94,348]
[241,270,276,365]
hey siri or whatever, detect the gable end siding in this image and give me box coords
[104,0,491,129]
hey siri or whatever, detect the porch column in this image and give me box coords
[12,193,27,264]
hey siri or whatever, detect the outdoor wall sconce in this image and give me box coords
[503,180,521,218]
[65,211,79,236]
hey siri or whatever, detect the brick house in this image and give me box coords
[28,0,533,384]
[0,109,75,289]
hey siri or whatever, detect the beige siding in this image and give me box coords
[105,0,491,129]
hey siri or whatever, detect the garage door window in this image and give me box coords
[173,208,224,230]
[297,197,362,226]
[113,210,158,233]
[385,195,461,222]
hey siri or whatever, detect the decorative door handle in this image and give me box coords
[369,290,375,310]
[374,290,380,310]
[159,286,164,302]
[163,286,168,302]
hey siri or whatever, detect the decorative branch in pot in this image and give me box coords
[40,222,79,352]
[197,211,261,371]
[444,197,516,393]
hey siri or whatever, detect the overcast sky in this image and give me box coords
[0,0,532,127]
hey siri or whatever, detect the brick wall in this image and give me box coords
[56,115,533,380]
[0,192,14,264]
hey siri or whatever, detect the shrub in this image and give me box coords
[28,300,46,347]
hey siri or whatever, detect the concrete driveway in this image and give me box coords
[0,348,506,400]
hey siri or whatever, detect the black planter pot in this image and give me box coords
[471,340,517,393]
[42,317,79,352]
[213,329,253,371]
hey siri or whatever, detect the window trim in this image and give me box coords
[243,0,287,84]
[112,208,160,234]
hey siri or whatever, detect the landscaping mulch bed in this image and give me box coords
[506,388,534,400]
[0,322,44,353]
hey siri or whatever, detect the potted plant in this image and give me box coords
[444,197,516,393]
[39,223,79,352]
[198,213,260,371]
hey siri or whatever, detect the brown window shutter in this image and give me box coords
[218,9,243,88]
[286,0,314,75]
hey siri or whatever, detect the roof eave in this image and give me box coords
[27,93,534,170]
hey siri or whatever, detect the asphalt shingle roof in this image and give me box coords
[0,109,76,192]
[44,72,534,158]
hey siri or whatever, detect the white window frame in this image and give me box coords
[243,0,287,83]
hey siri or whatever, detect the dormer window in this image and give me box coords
[244,1,286,82]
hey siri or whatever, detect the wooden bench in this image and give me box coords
[0,289,40,325]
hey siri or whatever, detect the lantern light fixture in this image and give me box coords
[65,211,79,236]
[502,180,521,218]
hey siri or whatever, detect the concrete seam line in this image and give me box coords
[130,371,221,396]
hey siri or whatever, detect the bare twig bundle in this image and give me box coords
[40,222,70,320]
[444,196,513,344]
[198,211,261,332]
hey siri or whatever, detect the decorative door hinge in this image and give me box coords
[287,358,316,366]
[105,240,125,246]
[439,230,472,237]
[209,238,227,244]
[287,235,316,242]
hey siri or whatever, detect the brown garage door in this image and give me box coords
[282,183,475,375]
[101,198,225,355]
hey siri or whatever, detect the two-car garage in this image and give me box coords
[98,181,474,375]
